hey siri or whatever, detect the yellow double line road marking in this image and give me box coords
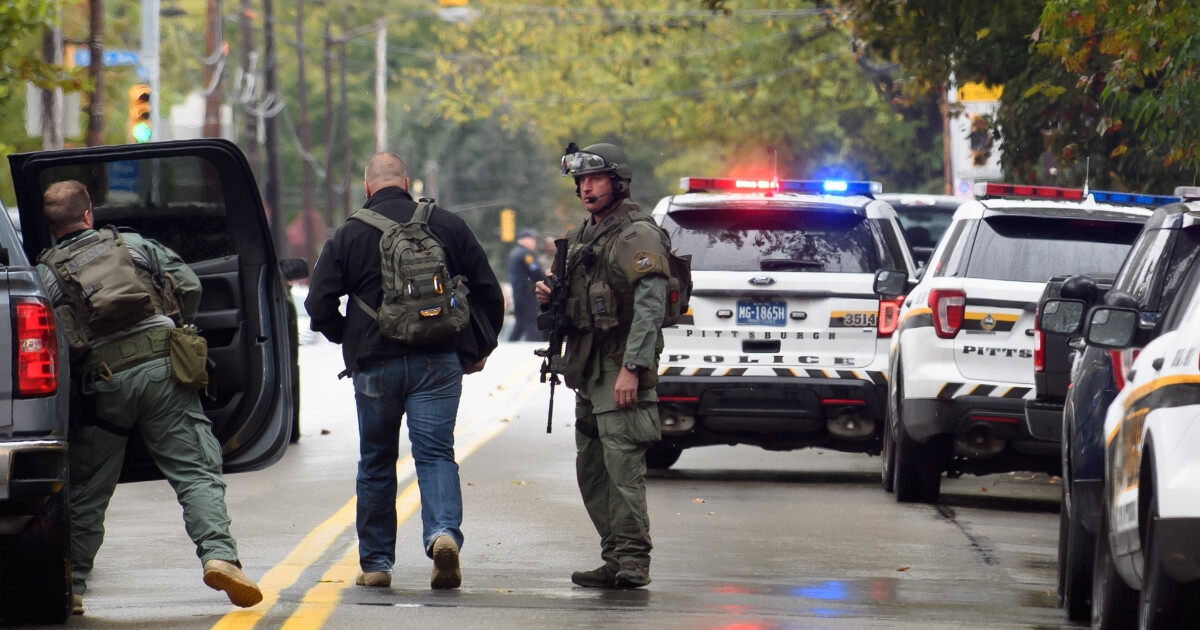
[213,355,544,630]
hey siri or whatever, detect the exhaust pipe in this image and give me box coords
[660,406,695,436]
[826,412,875,440]
[954,423,1006,458]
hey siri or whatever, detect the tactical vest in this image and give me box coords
[563,206,669,335]
[39,227,174,349]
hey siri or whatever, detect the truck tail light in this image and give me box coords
[929,289,966,339]
[1110,349,1138,391]
[1033,309,1045,372]
[14,297,58,397]
[877,296,904,337]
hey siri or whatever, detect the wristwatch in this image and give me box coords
[623,362,642,372]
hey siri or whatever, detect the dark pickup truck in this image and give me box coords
[1025,274,1113,455]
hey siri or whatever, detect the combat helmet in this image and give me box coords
[560,142,632,198]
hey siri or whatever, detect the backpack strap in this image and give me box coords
[411,199,436,224]
[347,208,397,233]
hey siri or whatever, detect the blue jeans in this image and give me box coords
[353,353,464,573]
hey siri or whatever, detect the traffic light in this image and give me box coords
[499,208,515,242]
[438,0,468,5]
[127,84,152,143]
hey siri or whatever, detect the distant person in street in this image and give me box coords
[506,227,547,342]
[305,152,504,590]
[38,180,262,615]
[535,142,669,589]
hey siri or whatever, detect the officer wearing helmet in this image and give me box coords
[535,142,670,589]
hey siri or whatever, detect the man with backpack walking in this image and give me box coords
[534,142,672,589]
[305,152,503,590]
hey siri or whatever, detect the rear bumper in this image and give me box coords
[1157,516,1200,584]
[0,439,68,535]
[903,396,1060,475]
[655,374,887,453]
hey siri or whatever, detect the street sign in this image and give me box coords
[109,160,140,194]
[73,49,140,67]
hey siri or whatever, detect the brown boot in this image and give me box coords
[614,561,650,588]
[571,564,617,588]
[430,535,461,589]
[203,559,264,607]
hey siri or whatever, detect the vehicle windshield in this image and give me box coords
[962,215,1144,282]
[660,207,893,273]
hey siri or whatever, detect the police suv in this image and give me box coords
[647,177,917,469]
[874,183,1162,504]
[1082,247,1200,627]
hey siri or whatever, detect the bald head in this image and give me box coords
[363,152,409,198]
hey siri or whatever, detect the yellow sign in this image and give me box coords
[958,82,1003,103]
[499,208,515,242]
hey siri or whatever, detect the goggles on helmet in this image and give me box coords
[560,151,610,177]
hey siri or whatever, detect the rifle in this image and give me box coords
[534,238,594,433]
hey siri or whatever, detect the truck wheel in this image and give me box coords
[286,297,302,444]
[1059,482,1094,621]
[892,380,942,503]
[881,361,902,493]
[1091,510,1136,629]
[0,491,73,625]
[645,445,682,470]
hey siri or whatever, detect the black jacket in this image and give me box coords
[305,187,504,373]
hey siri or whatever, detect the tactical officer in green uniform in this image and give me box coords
[37,181,262,615]
[535,143,669,588]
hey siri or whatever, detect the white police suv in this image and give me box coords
[875,183,1173,503]
[1082,239,1200,627]
[646,177,917,469]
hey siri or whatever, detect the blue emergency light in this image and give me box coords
[777,180,882,195]
[1089,190,1182,206]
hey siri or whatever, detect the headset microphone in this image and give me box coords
[585,191,612,204]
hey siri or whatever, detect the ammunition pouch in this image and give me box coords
[81,327,172,382]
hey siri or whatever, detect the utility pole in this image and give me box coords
[374,18,386,152]
[339,11,350,220]
[296,0,315,266]
[263,0,284,255]
[240,0,260,181]
[140,0,161,141]
[323,19,336,231]
[41,23,63,150]
[86,0,104,146]
[203,0,222,137]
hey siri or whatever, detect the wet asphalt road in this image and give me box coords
[39,339,1085,630]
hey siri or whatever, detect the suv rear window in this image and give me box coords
[961,215,1142,282]
[661,207,896,273]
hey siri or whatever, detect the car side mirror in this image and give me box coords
[279,257,310,281]
[873,269,909,298]
[1039,298,1086,335]
[1083,306,1139,349]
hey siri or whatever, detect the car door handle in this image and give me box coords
[1025,328,1035,337]
[1152,357,1164,371]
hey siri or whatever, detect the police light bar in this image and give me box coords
[680,177,881,196]
[1089,190,1181,206]
[777,180,882,195]
[974,182,1085,200]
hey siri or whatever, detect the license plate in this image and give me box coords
[736,300,787,326]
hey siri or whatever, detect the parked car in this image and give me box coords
[1040,197,1200,621]
[648,178,917,469]
[1081,256,1200,627]
[874,183,1171,504]
[876,193,965,268]
[0,139,307,623]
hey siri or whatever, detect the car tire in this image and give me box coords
[881,359,901,493]
[1091,510,1136,629]
[1058,481,1094,621]
[0,491,73,625]
[892,376,942,503]
[645,445,683,470]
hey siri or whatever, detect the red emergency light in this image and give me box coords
[974,182,1086,201]
[680,177,779,193]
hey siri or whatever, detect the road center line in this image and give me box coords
[212,355,543,630]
